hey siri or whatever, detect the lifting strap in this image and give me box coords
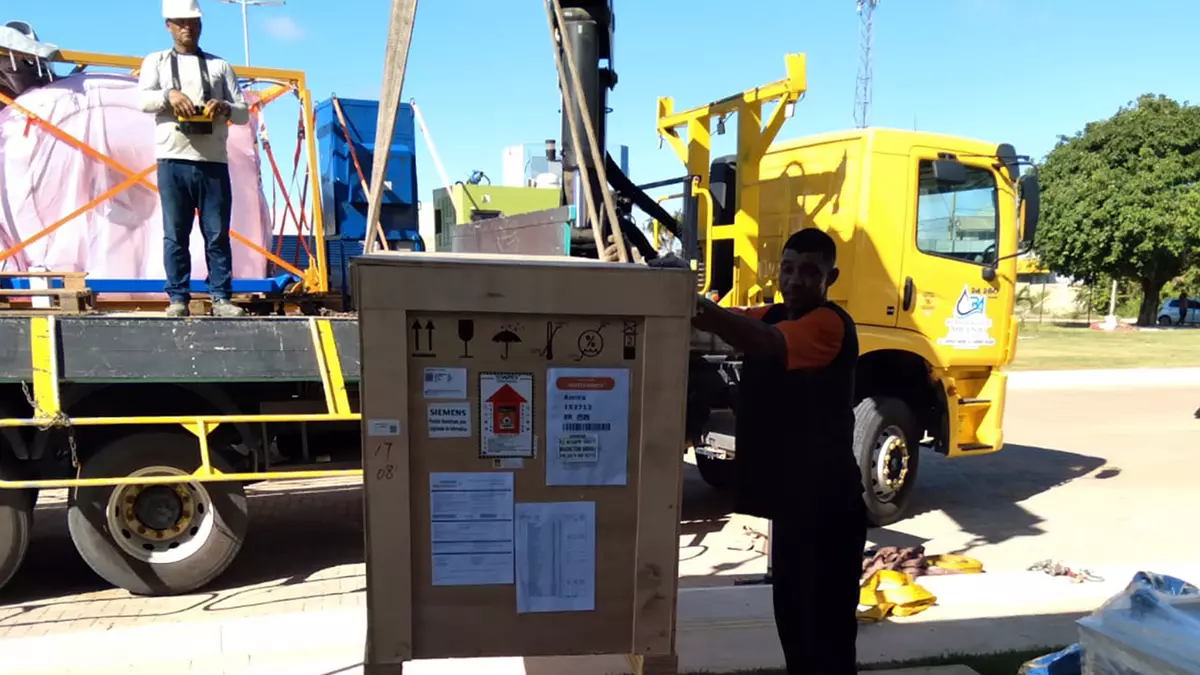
[925,554,985,574]
[857,569,937,622]
[855,554,982,622]
[259,112,313,272]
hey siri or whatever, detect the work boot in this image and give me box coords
[165,302,189,318]
[211,299,246,317]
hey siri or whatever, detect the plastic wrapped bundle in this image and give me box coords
[1077,572,1200,675]
[0,71,271,298]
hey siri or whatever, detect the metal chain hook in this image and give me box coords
[20,380,78,469]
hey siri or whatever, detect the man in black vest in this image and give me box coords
[691,228,866,674]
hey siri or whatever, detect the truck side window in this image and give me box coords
[915,160,999,265]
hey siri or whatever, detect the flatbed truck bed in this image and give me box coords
[0,313,365,596]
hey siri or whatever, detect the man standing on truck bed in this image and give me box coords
[685,228,866,674]
[137,0,248,318]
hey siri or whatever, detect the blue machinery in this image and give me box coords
[275,97,424,301]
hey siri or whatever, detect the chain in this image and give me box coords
[20,380,79,469]
[1029,559,1105,583]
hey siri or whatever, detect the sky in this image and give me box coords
[12,0,1200,220]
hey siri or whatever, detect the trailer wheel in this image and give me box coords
[0,463,35,593]
[66,431,249,596]
[694,454,735,490]
[853,397,921,527]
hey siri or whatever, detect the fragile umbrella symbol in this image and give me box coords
[492,329,521,359]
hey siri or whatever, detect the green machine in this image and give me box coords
[432,184,566,253]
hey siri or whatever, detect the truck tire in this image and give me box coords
[694,454,735,490]
[0,463,35,593]
[853,396,921,527]
[66,431,249,596]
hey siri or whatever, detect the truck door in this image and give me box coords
[896,151,1014,365]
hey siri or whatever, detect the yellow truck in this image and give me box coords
[663,55,1040,525]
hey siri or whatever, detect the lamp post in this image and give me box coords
[212,0,286,66]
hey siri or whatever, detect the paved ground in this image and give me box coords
[0,383,1196,643]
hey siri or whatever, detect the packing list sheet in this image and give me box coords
[514,501,596,613]
[429,472,515,586]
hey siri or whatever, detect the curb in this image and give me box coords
[1007,367,1200,390]
[6,564,1199,673]
[0,607,366,671]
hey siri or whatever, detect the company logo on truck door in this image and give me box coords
[937,285,996,350]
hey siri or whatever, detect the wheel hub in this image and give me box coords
[872,426,910,503]
[128,485,190,535]
[106,466,215,564]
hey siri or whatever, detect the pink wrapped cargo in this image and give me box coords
[0,71,271,295]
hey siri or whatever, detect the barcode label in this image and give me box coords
[423,367,467,399]
[562,423,611,432]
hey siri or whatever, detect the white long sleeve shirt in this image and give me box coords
[136,48,249,164]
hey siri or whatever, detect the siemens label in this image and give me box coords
[428,401,472,439]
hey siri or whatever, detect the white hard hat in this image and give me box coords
[163,0,203,19]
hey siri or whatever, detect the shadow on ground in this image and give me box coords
[2,483,365,606]
[0,442,1106,610]
[870,443,1106,552]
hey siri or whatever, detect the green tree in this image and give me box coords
[1035,94,1200,325]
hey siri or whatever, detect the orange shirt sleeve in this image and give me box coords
[775,307,845,370]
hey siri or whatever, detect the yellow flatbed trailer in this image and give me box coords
[0,313,364,595]
[0,45,382,595]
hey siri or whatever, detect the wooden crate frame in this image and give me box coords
[355,252,695,674]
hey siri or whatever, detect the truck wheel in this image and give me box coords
[0,465,35,593]
[853,397,921,527]
[694,454,735,490]
[66,431,249,596]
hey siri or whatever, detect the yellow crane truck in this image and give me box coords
[658,55,1040,526]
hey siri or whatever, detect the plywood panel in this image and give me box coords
[406,313,641,658]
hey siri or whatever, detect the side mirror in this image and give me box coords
[932,158,967,184]
[996,143,1021,183]
[1018,168,1040,246]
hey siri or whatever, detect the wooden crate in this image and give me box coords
[354,252,695,674]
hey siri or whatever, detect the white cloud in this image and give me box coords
[264,16,304,41]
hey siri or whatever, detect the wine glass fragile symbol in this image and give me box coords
[458,320,475,357]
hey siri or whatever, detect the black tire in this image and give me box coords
[853,397,921,527]
[1158,315,1173,326]
[694,454,735,490]
[0,462,35,593]
[66,431,249,596]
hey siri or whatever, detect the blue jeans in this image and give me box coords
[158,159,234,303]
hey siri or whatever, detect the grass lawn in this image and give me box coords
[692,646,1064,675]
[1010,324,1200,371]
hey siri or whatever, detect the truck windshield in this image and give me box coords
[915,160,998,265]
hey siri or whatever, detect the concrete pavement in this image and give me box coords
[1006,366,1200,390]
[5,562,1200,674]
[878,383,1200,573]
[1,376,1197,671]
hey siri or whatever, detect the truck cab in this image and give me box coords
[662,59,1039,525]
